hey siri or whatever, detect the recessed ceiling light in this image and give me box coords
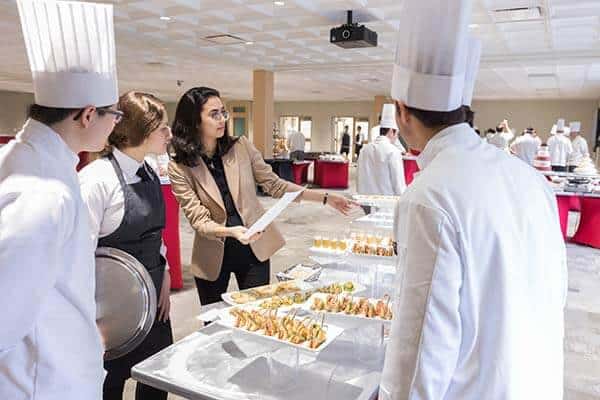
[245,41,254,45]
[274,1,285,6]
[159,16,172,21]
[469,24,479,28]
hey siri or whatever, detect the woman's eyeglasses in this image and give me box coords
[208,110,230,122]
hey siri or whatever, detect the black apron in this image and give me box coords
[98,153,173,400]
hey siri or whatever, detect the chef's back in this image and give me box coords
[386,124,567,400]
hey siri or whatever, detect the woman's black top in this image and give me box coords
[201,153,243,228]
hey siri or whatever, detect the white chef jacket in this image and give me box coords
[370,125,381,143]
[0,119,104,400]
[393,137,406,153]
[547,134,573,167]
[510,133,541,166]
[380,123,566,400]
[569,135,590,166]
[287,131,306,153]
[357,136,406,196]
[487,129,513,151]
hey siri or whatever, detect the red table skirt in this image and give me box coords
[313,160,349,189]
[556,195,571,239]
[291,161,311,185]
[161,184,183,290]
[571,196,600,248]
[0,135,14,144]
[403,159,419,185]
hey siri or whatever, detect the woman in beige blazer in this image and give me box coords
[168,87,354,305]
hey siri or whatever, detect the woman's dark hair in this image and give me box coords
[171,87,237,167]
[403,105,466,130]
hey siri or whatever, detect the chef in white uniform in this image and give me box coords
[487,119,514,151]
[548,118,573,172]
[568,121,589,172]
[357,104,406,196]
[0,1,120,399]
[381,0,567,399]
[510,127,542,166]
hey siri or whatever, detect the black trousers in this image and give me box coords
[567,165,577,173]
[552,165,567,172]
[290,150,305,161]
[103,318,173,400]
[195,238,270,305]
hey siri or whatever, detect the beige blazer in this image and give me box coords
[168,136,304,281]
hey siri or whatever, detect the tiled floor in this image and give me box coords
[123,173,600,399]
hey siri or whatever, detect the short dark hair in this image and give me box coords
[403,105,466,130]
[380,127,393,136]
[28,104,79,125]
[462,105,475,128]
[171,87,238,167]
[28,103,114,126]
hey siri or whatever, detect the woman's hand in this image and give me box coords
[228,226,263,245]
[158,271,171,323]
[326,193,358,216]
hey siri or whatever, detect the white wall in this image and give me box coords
[472,99,598,146]
[274,101,372,152]
[1,89,598,152]
[0,90,34,135]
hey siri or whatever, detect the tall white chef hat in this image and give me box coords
[380,104,398,130]
[569,121,581,132]
[551,119,570,135]
[462,36,482,107]
[17,0,118,108]
[391,0,473,111]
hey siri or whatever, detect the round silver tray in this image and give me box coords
[95,247,157,360]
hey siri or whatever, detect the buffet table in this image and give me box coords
[291,161,312,185]
[553,190,600,248]
[313,159,349,189]
[131,195,399,399]
[161,183,183,290]
[265,159,294,183]
[132,264,387,400]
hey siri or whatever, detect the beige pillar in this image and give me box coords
[371,95,386,128]
[252,70,274,158]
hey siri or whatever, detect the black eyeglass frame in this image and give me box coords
[72,107,124,122]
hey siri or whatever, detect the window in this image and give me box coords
[300,117,312,151]
[279,116,300,137]
[233,117,246,137]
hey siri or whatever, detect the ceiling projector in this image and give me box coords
[330,10,378,49]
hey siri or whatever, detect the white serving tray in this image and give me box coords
[221,280,314,306]
[216,310,344,354]
[347,252,397,265]
[301,293,393,325]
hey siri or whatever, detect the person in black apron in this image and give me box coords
[99,152,173,400]
[79,91,174,400]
